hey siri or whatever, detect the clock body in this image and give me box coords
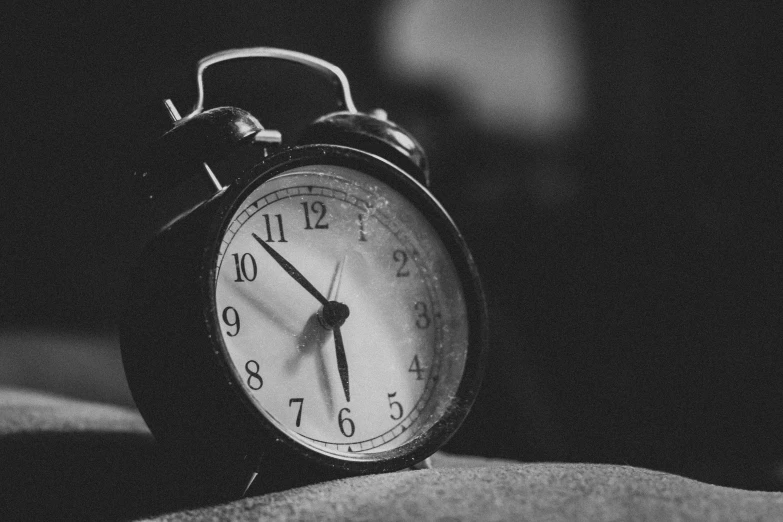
[120,144,487,497]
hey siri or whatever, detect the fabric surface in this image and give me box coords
[2,387,783,522]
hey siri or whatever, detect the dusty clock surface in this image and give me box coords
[214,165,468,458]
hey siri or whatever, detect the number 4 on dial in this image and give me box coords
[408,354,426,380]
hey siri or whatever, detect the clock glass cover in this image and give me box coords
[214,163,468,458]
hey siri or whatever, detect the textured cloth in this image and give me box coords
[144,462,783,522]
[2,388,783,521]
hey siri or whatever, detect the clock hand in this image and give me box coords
[319,255,350,329]
[254,234,352,402]
[325,255,347,301]
[252,233,328,306]
[253,233,350,328]
[323,255,350,403]
[333,326,350,402]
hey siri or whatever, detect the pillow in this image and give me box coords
[2,388,782,521]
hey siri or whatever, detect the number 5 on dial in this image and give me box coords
[387,392,403,420]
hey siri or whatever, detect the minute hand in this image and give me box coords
[252,233,329,306]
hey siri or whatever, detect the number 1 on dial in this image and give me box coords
[358,213,368,242]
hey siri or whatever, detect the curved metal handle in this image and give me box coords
[182,47,358,120]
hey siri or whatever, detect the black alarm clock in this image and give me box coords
[120,48,488,506]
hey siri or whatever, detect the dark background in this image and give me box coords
[1,1,781,491]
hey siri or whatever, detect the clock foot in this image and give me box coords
[410,457,433,470]
[161,451,260,510]
[242,471,259,497]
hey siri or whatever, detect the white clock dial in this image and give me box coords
[214,165,468,457]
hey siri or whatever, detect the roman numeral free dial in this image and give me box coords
[215,164,469,456]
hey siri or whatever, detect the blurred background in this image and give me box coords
[1,0,780,490]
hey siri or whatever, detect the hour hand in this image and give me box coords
[323,256,350,403]
[254,234,351,403]
[317,301,350,403]
[333,326,350,402]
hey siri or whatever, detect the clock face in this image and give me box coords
[214,163,468,459]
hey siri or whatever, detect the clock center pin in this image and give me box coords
[318,301,350,330]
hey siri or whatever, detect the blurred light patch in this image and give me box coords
[381,0,584,139]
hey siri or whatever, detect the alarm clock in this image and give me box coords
[120,48,488,506]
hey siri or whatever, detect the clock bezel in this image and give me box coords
[201,144,488,474]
